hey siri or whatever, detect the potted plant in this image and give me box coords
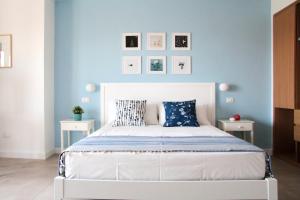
[72,106,84,121]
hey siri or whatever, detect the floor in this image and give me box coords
[0,155,299,200]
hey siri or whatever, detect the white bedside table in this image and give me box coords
[60,119,95,152]
[218,120,255,144]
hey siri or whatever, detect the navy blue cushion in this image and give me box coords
[163,100,199,127]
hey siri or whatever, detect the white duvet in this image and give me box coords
[93,124,230,137]
[64,125,266,181]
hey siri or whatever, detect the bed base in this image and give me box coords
[54,176,277,200]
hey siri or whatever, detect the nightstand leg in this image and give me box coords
[251,131,254,144]
[61,130,64,153]
[67,131,70,147]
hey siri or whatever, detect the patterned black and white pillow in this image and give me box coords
[112,100,147,127]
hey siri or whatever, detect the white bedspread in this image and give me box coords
[64,125,266,181]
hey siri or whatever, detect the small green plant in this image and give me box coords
[72,106,84,114]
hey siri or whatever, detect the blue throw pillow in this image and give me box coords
[163,100,199,127]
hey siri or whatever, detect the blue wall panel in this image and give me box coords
[55,0,271,148]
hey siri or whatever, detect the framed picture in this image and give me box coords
[0,34,12,68]
[122,56,141,74]
[147,32,166,50]
[172,56,191,74]
[147,56,166,74]
[172,32,191,50]
[122,32,141,50]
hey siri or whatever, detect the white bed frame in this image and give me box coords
[54,82,277,200]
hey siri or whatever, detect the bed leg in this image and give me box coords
[266,178,278,200]
[54,176,64,200]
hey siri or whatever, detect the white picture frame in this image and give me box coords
[122,32,141,50]
[147,56,166,74]
[147,32,166,50]
[172,56,191,74]
[122,56,141,74]
[172,32,191,50]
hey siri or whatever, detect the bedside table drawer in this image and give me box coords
[223,122,253,131]
[61,122,88,131]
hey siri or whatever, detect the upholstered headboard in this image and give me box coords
[100,83,216,127]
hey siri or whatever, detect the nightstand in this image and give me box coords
[60,119,95,152]
[218,120,255,144]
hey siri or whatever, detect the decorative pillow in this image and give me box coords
[159,103,210,125]
[112,100,147,127]
[163,100,199,127]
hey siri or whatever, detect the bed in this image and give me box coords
[54,82,277,200]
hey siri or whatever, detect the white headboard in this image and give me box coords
[100,82,216,127]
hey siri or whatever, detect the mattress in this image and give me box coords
[63,125,266,181]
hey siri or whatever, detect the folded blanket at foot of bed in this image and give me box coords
[58,136,273,178]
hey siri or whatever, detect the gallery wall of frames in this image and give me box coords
[122,32,191,75]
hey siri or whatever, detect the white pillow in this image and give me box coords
[158,103,166,126]
[196,105,211,125]
[159,103,211,126]
[144,104,159,125]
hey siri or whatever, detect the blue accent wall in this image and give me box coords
[55,0,271,148]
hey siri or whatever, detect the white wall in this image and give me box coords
[44,0,55,158]
[0,0,54,159]
[272,0,296,14]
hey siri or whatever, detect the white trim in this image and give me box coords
[100,82,216,127]
[0,148,56,159]
[54,177,277,200]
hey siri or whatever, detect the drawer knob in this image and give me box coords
[238,126,244,129]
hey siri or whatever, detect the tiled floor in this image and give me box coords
[0,155,299,200]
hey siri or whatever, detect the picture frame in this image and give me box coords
[0,34,12,68]
[122,32,141,50]
[147,32,166,50]
[122,56,141,74]
[172,32,191,50]
[147,56,166,74]
[172,56,191,74]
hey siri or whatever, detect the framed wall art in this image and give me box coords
[172,56,191,74]
[122,56,141,74]
[0,34,12,68]
[147,56,166,74]
[122,32,141,50]
[147,32,166,50]
[172,32,191,50]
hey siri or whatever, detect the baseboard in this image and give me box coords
[264,148,273,156]
[55,148,61,154]
[0,148,57,160]
[45,148,57,159]
[0,151,46,159]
